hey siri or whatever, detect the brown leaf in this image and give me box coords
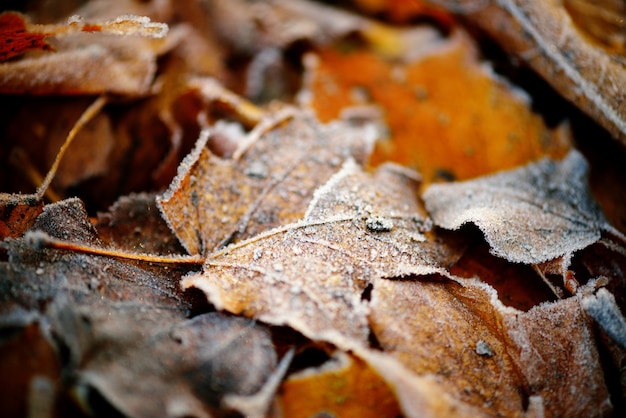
[96,192,186,256]
[157,107,376,256]
[430,0,626,145]
[0,15,169,95]
[0,194,43,240]
[183,159,463,348]
[369,277,528,416]
[1,197,282,417]
[504,293,612,417]
[0,314,60,418]
[423,150,613,265]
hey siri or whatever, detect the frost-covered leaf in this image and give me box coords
[0,14,170,95]
[423,150,610,264]
[430,0,626,145]
[369,277,527,417]
[158,107,376,256]
[183,159,463,348]
[0,198,281,417]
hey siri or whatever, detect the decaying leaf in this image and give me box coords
[0,13,169,95]
[183,157,463,349]
[369,277,527,417]
[504,290,613,417]
[3,0,626,416]
[301,26,571,184]
[157,107,376,256]
[428,0,626,146]
[277,351,401,418]
[423,150,615,265]
[0,12,53,62]
[0,197,284,417]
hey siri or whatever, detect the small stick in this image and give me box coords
[36,96,108,200]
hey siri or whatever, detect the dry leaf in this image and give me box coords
[0,313,60,418]
[300,27,571,184]
[369,277,527,417]
[423,150,614,265]
[1,198,283,417]
[183,159,463,349]
[504,292,612,417]
[277,351,401,418]
[157,107,376,256]
[0,14,170,95]
[96,192,186,256]
[0,12,53,61]
[428,0,626,145]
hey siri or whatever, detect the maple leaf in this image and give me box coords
[157,107,377,256]
[183,157,463,348]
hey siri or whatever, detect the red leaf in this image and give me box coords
[0,12,52,62]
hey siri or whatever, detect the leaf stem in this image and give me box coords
[27,231,204,265]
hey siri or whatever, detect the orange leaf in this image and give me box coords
[278,352,401,418]
[303,29,571,185]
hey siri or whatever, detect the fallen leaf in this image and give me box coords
[504,291,612,417]
[423,150,614,265]
[0,12,53,62]
[96,192,186,256]
[369,276,527,416]
[300,27,571,184]
[183,159,463,349]
[0,194,43,240]
[0,197,282,417]
[429,0,626,146]
[0,14,170,95]
[0,312,60,418]
[277,351,401,418]
[157,107,376,256]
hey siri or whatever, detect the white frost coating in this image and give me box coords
[156,128,210,255]
[462,277,522,317]
[581,288,626,349]
[304,158,359,220]
[496,0,626,136]
[423,150,608,264]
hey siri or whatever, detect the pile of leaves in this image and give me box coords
[1,0,626,417]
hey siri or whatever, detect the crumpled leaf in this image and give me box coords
[183,158,463,349]
[423,150,613,265]
[369,273,614,417]
[428,0,626,146]
[157,107,376,256]
[0,197,283,417]
[369,277,527,417]
[0,14,170,95]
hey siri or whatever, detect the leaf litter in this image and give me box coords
[2,1,626,417]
